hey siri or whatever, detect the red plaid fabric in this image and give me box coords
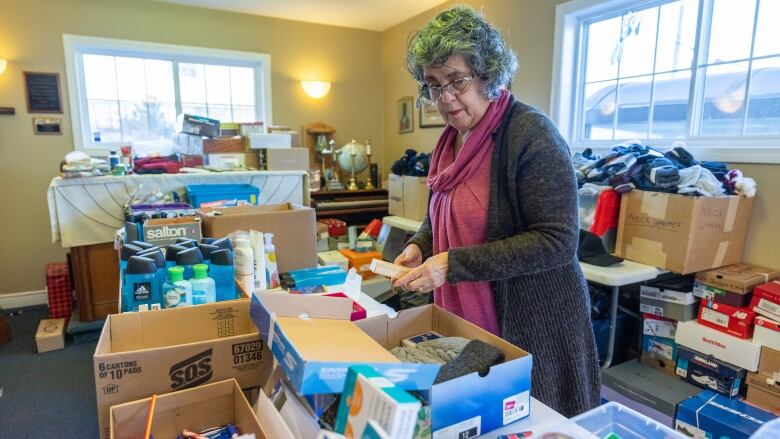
[46,262,73,319]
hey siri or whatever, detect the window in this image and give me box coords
[63,35,272,153]
[552,0,780,163]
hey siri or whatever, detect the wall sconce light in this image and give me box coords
[301,80,331,99]
[0,59,7,76]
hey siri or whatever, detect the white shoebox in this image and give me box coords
[675,320,762,371]
[754,316,780,351]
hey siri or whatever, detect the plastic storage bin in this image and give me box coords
[186,184,259,208]
[532,401,685,438]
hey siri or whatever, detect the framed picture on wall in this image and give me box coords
[33,117,62,135]
[398,96,414,134]
[24,71,63,113]
[420,102,446,128]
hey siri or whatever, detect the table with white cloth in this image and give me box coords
[47,170,308,248]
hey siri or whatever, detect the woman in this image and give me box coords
[392,6,600,417]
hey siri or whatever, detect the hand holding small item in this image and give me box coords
[392,251,448,293]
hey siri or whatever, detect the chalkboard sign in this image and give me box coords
[24,72,63,113]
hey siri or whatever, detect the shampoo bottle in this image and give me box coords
[137,248,166,298]
[210,249,236,301]
[175,246,203,279]
[122,256,162,312]
[190,263,216,305]
[264,233,280,289]
[162,266,192,308]
[234,238,254,295]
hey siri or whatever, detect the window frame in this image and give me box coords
[63,34,272,155]
[552,0,780,164]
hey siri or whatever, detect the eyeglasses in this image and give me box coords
[418,75,474,106]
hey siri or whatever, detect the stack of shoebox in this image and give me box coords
[639,274,698,376]
[250,292,534,438]
[746,280,780,413]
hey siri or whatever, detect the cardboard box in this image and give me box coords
[693,281,752,308]
[749,281,780,321]
[641,352,676,376]
[746,346,780,414]
[402,176,428,222]
[675,390,775,439]
[338,248,383,279]
[640,284,697,305]
[696,263,780,294]
[266,148,310,171]
[125,216,202,248]
[388,174,404,217]
[615,190,754,274]
[643,313,677,339]
[697,299,756,339]
[203,136,246,154]
[199,203,317,273]
[110,379,267,439]
[35,318,65,353]
[248,132,300,149]
[675,320,762,371]
[601,359,700,418]
[754,316,780,351]
[640,295,698,321]
[356,304,533,437]
[94,300,269,439]
[676,345,747,397]
[207,152,259,169]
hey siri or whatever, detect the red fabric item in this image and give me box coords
[46,262,73,319]
[590,188,621,237]
[427,89,511,336]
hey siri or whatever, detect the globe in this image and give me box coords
[336,141,369,174]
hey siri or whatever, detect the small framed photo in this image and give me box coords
[420,102,446,128]
[397,96,414,134]
[33,117,62,135]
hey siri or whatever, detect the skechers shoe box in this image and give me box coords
[676,390,776,439]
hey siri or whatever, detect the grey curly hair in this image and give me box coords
[405,5,518,100]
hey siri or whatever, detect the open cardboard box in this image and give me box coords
[94,300,270,439]
[110,379,267,439]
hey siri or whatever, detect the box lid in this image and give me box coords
[756,316,780,334]
[676,345,747,379]
[677,390,775,437]
[696,264,780,294]
[35,318,65,341]
[250,293,439,395]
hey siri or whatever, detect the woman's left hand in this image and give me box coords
[393,252,449,292]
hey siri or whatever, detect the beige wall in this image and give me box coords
[379,0,779,268]
[0,0,382,294]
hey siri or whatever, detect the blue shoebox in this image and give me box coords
[356,304,533,438]
[642,334,678,362]
[676,345,746,397]
[675,390,776,439]
[250,292,439,395]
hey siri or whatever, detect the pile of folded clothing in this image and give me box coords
[573,140,756,197]
[60,151,111,178]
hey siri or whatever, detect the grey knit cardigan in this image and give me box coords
[407,96,601,417]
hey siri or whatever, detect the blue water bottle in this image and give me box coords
[210,249,236,301]
[175,246,203,279]
[165,244,188,269]
[137,248,166,298]
[122,256,162,312]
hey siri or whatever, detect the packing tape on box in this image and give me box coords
[723,196,740,233]
[713,241,730,269]
[626,237,667,268]
[267,311,277,350]
[640,190,669,218]
[695,393,719,432]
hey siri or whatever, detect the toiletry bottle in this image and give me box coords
[198,243,219,262]
[250,230,267,291]
[162,266,192,308]
[165,244,188,269]
[210,237,233,251]
[175,238,197,249]
[210,249,237,301]
[108,150,120,169]
[130,240,155,250]
[122,256,162,312]
[137,248,166,298]
[264,233,280,289]
[234,238,255,295]
[120,243,143,278]
[190,263,216,305]
[175,246,203,279]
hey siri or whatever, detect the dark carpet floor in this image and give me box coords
[0,306,100,439]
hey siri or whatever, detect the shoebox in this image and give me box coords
[643,313,677,339]
[338,248,383,279]
[109,379,266,439]
[207,152,259,169]
[746,346,780,414]
[334,365,421,438]
[248,132,300,149]
[614,190,753,274]
[601,359,700,418]
[696,263,780,296]
[675,390,775,439]
[749,281,780,321]
[203,136,247,154]
[249,293,439,395]
[675,320,762,371]
[35,318,65,353]
[199,203,317,273]
[697,299,756,339]
[641,334,677,376]
[694,281,752,308]
[94,300,270,439]
[640,294,698,321]
[754,316,780,351]
[356,304,533,438]
[675,345,746,397]
[266,148,310,171]
[641,274,696,305]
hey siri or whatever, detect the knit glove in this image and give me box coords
[434,339,505,384]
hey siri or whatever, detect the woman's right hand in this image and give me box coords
[394,244,423,268]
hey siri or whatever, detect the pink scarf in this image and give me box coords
[428,90,510,335]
